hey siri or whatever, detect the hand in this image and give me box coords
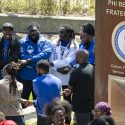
[18,59,31,68]
[20,99,33,107]
[57,66,70,74]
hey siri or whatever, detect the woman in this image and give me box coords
[92,102,112,119]
[0,62,27,125]
[51,105,68,125]
[45,99,72,125]
[87,102,112,125]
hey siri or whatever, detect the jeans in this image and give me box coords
[6,115,26,125]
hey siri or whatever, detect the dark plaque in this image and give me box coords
[95,0,125,124]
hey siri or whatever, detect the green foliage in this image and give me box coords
[0,0,95,16]
[71,3,83,15]
[62,0,71,15]
[86,0,95,16]
[39,0,57,15]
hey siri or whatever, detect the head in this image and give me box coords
[3,62,19,95]
[53,98,72,114]
[80,23,95,45]
[0,120,17,125]
[75,49,89,64]
[2,22,14,40]
[0,112,5,122]
[36,60,50,75]
[28,22,40,42]
[51,105,66,125]
[92,115,115,125]
[59,24,75,42]
[93,102,112,119]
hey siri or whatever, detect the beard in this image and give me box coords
[29,34,39,44]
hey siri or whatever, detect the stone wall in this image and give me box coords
[0,13,95,34]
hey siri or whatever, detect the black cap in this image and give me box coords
[2,22,14,30]
[28,22,40,31]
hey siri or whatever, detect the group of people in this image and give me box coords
[0,21,115,125]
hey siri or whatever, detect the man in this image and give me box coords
[50,24,78,104]
[28,60,61,125]
[18,22,52,101]
[0,22,20,79]
[79,23,95,65]
[64,49,94,125]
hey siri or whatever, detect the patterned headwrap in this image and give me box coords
[95,102,112,116]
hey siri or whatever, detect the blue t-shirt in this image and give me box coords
[3,39,10,61]
[33,74,61,116]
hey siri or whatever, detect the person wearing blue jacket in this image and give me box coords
[26,60,61,125]
[18,22,52,102]
[79,23,95,66]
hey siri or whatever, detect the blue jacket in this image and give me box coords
[33,74,61,116]
[18,35,52,80]
[79,38,95,65]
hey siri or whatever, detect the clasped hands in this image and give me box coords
[57,66,71,74]
[18,59,31,69]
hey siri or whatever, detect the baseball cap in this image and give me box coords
[2,23,14,30]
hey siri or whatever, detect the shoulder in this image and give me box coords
[20,35,28,44]
[16,81,23,90]
[39,35,51,43]
[87,63,94,68]
[49,74,62,84]
[51,38,59,45]
[86,63,95,72]
[33,76,42,84]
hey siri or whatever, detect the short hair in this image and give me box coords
[36,60,50,72]
[27,22,40,31]
[82,23,95,36]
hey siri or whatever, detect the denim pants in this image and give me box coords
[6,115,26,125]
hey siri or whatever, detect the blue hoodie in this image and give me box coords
[18,35,52,80]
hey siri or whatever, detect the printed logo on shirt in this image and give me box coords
[112,21,125,63]
[27,46,34,54]
[61,46,66,58]
[4,48,8,55]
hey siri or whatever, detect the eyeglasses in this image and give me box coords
[91,110,102,114]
